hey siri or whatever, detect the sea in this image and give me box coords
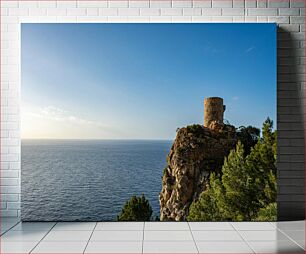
[21,139,172,221]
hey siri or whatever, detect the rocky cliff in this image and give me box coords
[159,121,238,221]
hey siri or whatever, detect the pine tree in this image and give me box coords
[187,118,277,221]
[117,194,153,221]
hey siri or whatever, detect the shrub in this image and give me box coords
[117,194,153,221]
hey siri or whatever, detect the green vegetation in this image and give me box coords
[236,125,260,155]
[188,118,277,221]
[186,124,204,136]
[117,194,153,221]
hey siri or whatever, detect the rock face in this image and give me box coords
[159,122,237,221]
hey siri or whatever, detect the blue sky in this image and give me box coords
[21,23,276,140]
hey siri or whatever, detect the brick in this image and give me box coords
[77,1,107,8]
[278,171,304,179]
[1,8,8,16]
[57,1,77,8]
[129,1,149,7]
[149,0,171,8]
[77,16,107,23]
[256,16,268,22]
[278,8,300,15]
[193,0,212,7]
[0,210,18,217]
[140,8,160,16]
[212,16,233,22]
[1,1,18,8]
[0,170,18,178]
[118,8,140,16]
[278,24,300,32]
[47,8,67,16]
[172,0,193,7]
[183,8,202,15]
[29,8,47,16]
[99,8,118,16]
[192,16,212,22]
[67,8,87,16]
[290,0,305,7]
[86,8,99,16]
[290,16,305,24]
[279,186,305,194]
[172,16,192,22]
[0,194,19,202]
[212,0,233,8]
[268,0,289,8]
[1,186,20,194]
[257,0,267,8]
[8,8,29,16]
[108,1,129,8]
[247,8,278,15]
[149,16,172,22]
[7,202,21,210]
[268,16,290,24]
[233,0,244,7]
[1,202,7,209]
[1,178,19,186]
[38,1,56,8]
[161,8,183,16]
[202,8,222,15]
[222,8,245,15]
[127,16,150,22]
[233,16,245,22]
[278,195,305,202]
[245,0,256,7]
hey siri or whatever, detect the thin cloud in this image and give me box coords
[232,96,239,101]
[245,46,256,53]
[26,105,109,128]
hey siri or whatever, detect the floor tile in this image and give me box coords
[1,230,47,242]
[248,240,305,253]
[145,222,190,230]
[95,222,143,231]
[276,221,305,231]
[90,230,143,241]
[1,241,37,253]
[189,222,234,231]
[144,230,193,241]
[11,222,55,231]
[192,230,243,241]
[231,222,275,231]
[52,222,96,231]
[42,230,92,242]
[32,241,87,253]
[281,230,305,249]
[85,241,142,253]
[197,241,253,253]
[143,241,198,253]
[239,230,291,241]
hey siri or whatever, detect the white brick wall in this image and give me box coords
[0,0,305,220]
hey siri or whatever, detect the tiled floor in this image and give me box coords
[0,218,304,253]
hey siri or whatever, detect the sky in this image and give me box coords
[21,23,276,140]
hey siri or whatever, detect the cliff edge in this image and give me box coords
[159,121,237,221]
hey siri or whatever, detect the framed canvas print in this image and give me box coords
[21,23,276,222]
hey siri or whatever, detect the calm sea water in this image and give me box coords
[21,139,172,221]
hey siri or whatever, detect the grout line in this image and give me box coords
[142,222,145,254]
[83,222,98,254]
[229,222,256,254]
[187,221,200,254]
[276,227,305,251]
[0,219,21,236]
[29,222,58,254]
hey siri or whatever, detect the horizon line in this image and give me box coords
[21,138,173,141]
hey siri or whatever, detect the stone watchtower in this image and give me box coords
[204,97,226,127]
